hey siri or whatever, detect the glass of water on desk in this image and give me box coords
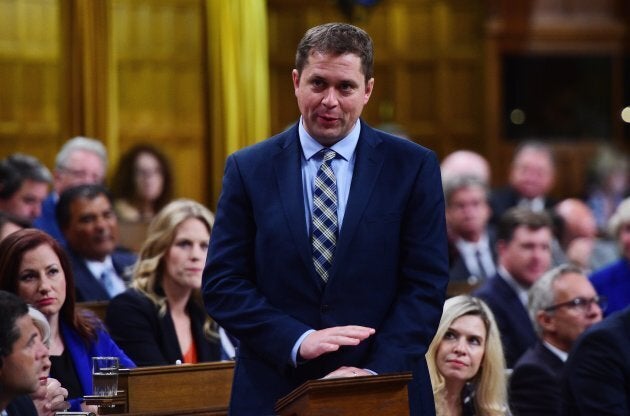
[92,356,119,396]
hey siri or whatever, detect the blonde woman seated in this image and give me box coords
[426,295,508,416]
[106,199,230,365]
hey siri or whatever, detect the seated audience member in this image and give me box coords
[553,198,617,271]
[589,196,630,316]
[106,199,232,365]
[110,144,173,252]
[489,141,556,226]
[0,229,135,412]
[0,291,49,416]
[561,306,630,415]
[509,264,604,416]
[34,137,107,244]
[585,145,629,233]
[0,211,29,241]
[441,150,491,185]
[444,175,497,288]
[0,153,51,224]
[56,184,137,302]
[473,207,553,368]
[28,306,70,415]
[426,295,508,416]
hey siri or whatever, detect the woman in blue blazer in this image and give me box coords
[0,229,135,412]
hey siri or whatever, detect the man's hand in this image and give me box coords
[323,365,374,379]
[299,325,375,361]
[31,377,69,415]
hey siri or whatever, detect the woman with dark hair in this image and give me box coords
[0,229,135,412]
[106,199,233,366]
[110,144,173,223]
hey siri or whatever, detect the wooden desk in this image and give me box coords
[85,361,234,416]
[275,372,413,416]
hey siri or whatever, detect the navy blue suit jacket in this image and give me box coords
[510,341,564,416]
[202,121,449,415]
[473,273,537,368]
[5,395,37,416]
[66,247,137,302]
[33,193,66,244]
[562,307,630,415]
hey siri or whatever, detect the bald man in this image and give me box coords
[441,150,491,185]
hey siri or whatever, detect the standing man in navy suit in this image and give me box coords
[203,23,449,415]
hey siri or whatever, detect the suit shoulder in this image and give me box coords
[231,126,297,162]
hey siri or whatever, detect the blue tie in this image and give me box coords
[100,267,125,298]
[312,149,338,283]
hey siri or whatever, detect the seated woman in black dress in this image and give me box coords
[106,199,228,365]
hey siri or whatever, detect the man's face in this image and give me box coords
[498,226,552,287]
[63,195,118,261]
[0,179,48,222]
[0,315,49,397]
[292,51,374,146]
[54,150,105,194]
[509,149,555,199]
[541,273,603,351]
[446,185,491,241]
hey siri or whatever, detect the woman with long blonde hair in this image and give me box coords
[106,199,226,365]
[426,295,508,416]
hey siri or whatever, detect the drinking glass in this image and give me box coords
[92,356,119,396]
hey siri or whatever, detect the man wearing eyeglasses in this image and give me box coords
[509,264,604,416]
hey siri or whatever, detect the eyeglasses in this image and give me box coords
[544,295,607,313]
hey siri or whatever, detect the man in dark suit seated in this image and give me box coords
[444,174,497,289]
[56,184,137,302]
[473,207,553,368]
[489,141,556,226]
[203,22,449,415]
[0,291,49,416]
[509,264,604,415]
[562,305,630,415]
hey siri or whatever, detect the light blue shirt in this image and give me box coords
[299,117,359,236]
[290,117,361,366]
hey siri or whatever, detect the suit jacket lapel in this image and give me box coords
[272,128,317,283]
[331,123,384,278]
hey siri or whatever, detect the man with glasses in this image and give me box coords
[33,136,107,244]
[510,264,604,415]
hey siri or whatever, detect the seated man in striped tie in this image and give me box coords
[56,184,137,302]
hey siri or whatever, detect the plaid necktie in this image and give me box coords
[312,149,338,283]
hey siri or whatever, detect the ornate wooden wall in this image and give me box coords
[0,0,210,203]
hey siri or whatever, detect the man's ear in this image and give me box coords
[537,310,556,333]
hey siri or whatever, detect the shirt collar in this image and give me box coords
[498,265,530,306]
[455,233,490,254]
[543,340,569,362]
[85,256,115,278]
[299,116,360,162]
